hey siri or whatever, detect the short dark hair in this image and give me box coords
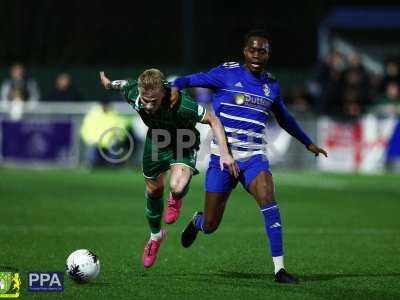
[243,29,271,47]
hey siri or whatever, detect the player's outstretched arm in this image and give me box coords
[99,71,128,91]
[170,67,224,107]
[272,99,327,157]
[201,111,239,177]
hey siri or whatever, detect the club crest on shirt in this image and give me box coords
[263,84,270,97]
[235,94,245,105]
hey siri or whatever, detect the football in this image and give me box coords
[66,249,100,283]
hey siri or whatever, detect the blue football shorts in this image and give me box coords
[205,154,271,192]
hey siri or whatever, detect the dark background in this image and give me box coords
[1,0,397,70]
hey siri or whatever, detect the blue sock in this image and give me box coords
[261,202,283,257]
[193,214,209,234]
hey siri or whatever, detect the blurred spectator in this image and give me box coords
[368,72,384,103]
[341,88,362,120]
[371,81,400,117]
[46,73,81,101]
[80,99,130,168]
[312,51,345,114]
[344,52,370,102]
[0,63,40,104]
[341,69,369,110]
[375,81,400,105]
[312,50,375,118]
[381,59,400,91]
[287,85,312,113]
[384,59,400,82]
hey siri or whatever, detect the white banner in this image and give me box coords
[317,115,396,173]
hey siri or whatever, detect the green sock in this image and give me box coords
[144,193,164,234]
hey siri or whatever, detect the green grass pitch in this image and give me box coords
[0,168,399,300]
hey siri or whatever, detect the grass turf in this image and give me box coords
[0,168,399,300]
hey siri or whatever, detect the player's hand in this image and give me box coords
[99,71,111,90]
[220,154,240,178]
[307,144,328,157]
[170,86,180,108]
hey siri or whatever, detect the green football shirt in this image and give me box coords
[122,79,206,149]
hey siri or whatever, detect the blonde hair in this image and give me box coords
[138,68,165,92]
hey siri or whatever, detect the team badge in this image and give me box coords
[0,271,21,298]
[235,94,245,105]
[263,84,270,97]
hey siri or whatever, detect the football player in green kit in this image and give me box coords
[100,70,238,268]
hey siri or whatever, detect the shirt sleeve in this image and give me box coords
[173,65,225,90]
[181,97,207,123]
[271,83,313,147]
[122,80,140,110]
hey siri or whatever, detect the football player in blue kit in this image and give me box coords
[171,29,328,283]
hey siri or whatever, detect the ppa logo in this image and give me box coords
[28,272,64,292]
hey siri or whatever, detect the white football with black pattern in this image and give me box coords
[66,249,100,283]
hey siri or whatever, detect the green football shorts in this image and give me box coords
[142,136,199,180]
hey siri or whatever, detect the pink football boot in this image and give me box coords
[142,229,166,268]
[164,194,183,224]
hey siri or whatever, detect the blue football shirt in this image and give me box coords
[174,62,312,159]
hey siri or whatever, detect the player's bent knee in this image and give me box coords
[146,186,164,199]
[170,182,189,199]
[169,181,180,194]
